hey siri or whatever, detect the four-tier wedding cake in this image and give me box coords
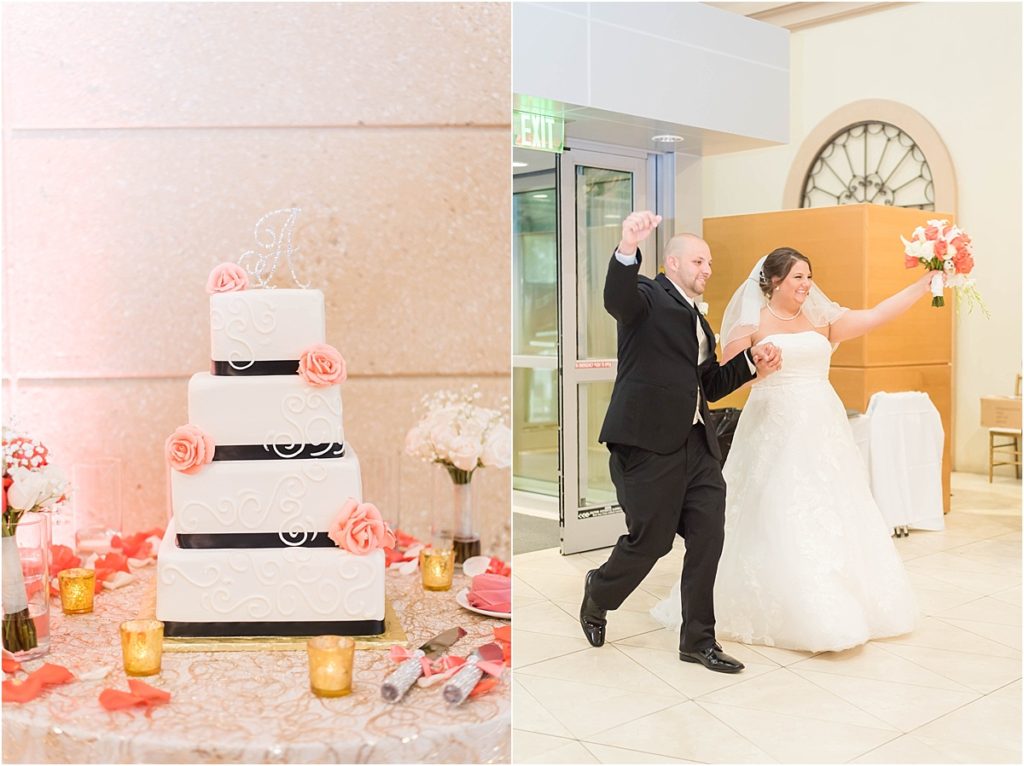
[156,252,391,638]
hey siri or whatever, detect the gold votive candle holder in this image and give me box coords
[119,619,164,677]
[420,547,455,591]
[58,568,95,614]
[307,635,355,697]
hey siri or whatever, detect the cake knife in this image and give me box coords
[442,642,504,706]
[381,626,467,702]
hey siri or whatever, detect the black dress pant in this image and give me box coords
[589,424,727,652]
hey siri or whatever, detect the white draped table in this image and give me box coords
[2,566,510,764]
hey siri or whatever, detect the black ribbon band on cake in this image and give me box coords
[177,532,336,549]
[212,443,345,461]
[211,359,300,376]
[163,619,386,638]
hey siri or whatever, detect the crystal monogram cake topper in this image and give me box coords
[237,208,310,289]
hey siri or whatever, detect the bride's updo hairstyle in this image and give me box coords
[759,247,812,298]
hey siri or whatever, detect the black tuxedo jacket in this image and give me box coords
[597,249,757,459]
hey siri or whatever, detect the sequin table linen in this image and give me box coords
[2,568,510,763]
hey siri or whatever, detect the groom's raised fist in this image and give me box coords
[618,211,662,255]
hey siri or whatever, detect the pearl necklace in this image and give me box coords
[766,301,802,321]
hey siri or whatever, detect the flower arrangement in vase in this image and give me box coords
[404,386,511,564]
[2,428,68,658]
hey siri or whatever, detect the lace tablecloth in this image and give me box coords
[2,567,510,763]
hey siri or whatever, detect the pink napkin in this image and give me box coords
[467,573,511,613]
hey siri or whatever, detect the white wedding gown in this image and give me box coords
[650,331,918,652]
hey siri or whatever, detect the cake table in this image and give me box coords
[2,567,510,763]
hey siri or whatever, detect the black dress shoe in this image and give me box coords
[678,646,744,673]
[579,570,607,647]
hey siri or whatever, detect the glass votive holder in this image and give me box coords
[58,568,96,614]
[119,619,164,677]
[420,547,456,591]
[307,635,355,698]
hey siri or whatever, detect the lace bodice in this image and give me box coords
[752,331,832,387]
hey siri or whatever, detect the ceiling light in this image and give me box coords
[512,161,529,168]
[652,134,685,143]
[532,193,549,199]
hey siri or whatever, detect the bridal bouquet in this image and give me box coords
[901,219,987,314]
[404,386,511,482]
[3,428,68,653]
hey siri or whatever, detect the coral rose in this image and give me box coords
[205,263,249,294]
[164,425,215,475]
[298,344,347,387]
[328,499,396,555]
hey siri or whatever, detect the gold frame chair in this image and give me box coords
[989,374,1022,482]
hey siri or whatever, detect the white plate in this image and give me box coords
[455,587,510,620]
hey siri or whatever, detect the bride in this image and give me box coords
[651,247,932,653]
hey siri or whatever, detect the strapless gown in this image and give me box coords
[650,331,918,652]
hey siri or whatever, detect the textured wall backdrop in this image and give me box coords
[1,3,512,555]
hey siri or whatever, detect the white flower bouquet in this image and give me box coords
[404,386,511,484]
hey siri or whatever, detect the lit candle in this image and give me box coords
[420,547,455,592]
[307,635,355,697]
[58,568,96,614]
[119,619,164,677]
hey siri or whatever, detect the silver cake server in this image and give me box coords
[381,626,467,702]
[442,642,504,706]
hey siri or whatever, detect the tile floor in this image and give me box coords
[512,472,1021,763]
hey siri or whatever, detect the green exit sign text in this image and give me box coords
[514,110,564,154]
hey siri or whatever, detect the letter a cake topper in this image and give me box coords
[237,208,310,289]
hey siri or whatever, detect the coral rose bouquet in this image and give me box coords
[2,428,68,653]
[901,219,987,314]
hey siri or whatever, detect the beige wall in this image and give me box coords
[2,3,512,553]
[701,1,1022,474]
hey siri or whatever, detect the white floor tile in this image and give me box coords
[698,667,896,729]
[991,584,1022,606]
[935,595,1022,627]
[939,615,1022,650]
[515,601,588,640]
[911,689,1022,754]
[698,700,899,763]
[876,640,1022,694]
[789,641,974,692]
[513,678,574,738]
[512,629,592,669]
[522,739,599,763]
[582,743,698,764]
[792,667,980,732]
[616,644,776,699]
[517,674,684,740]
[513,730,580,762]
[876,614,1020,658]
[515,643,683,697]
[586,700,778,763]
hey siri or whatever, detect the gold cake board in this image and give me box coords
[137,578,407,652]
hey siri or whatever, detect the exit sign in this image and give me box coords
[514,110,564,154]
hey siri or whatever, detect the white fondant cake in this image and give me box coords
[188,373,344,449]
[157,283,386,637]
[157,521,385,625]
[171,451,362,540]
[211,289,326,367]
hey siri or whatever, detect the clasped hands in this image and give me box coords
[751,342,782,376]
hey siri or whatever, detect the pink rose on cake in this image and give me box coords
[164,425,215,475]
[329,498,396,555]
[205,263,249,294]
[298,344,347,387]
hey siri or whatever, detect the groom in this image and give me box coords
[580,211,780,673]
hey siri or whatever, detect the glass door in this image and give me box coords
[513,148,559,496]
[560,147,655,554]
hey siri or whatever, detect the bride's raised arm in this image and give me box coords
[828,270,935,344]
